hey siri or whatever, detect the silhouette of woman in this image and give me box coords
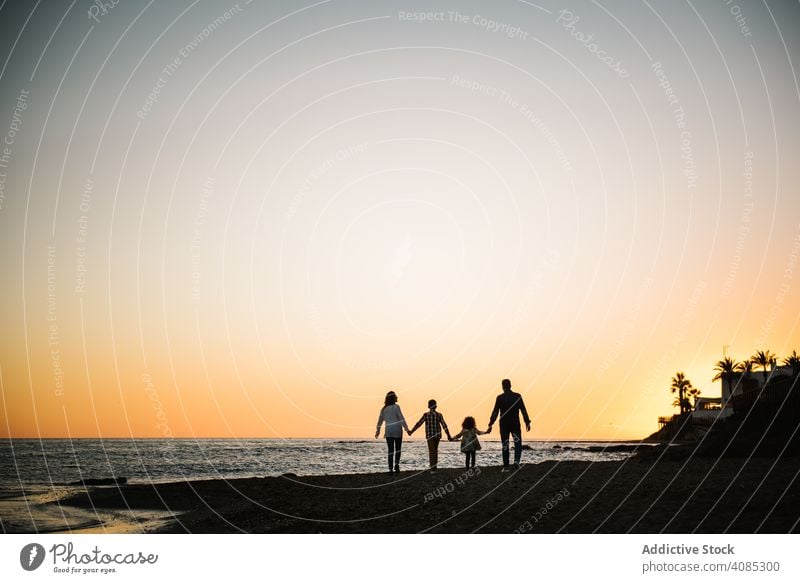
[375,391,410,474]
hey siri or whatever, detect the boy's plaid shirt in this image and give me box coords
[412,411,449,439]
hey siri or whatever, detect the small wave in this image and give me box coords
[68,477,128,486]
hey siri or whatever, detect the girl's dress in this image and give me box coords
[460,428,481,452]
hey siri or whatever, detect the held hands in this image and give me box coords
[486,424,492,434]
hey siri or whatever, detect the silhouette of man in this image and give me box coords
[487,378,531,471]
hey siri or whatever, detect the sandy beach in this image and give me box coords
[45,452,799,534]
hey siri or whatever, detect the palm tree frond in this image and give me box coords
[712,357,738,382]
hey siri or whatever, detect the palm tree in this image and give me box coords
[672,395,691,412]
[736,359,754,375]
[670,372,693,415]
[751,350,777,382]
[713,357,738,399]
[782,350,800,378]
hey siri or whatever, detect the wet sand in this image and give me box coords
[0,485,178,534]
[41,454,800,533]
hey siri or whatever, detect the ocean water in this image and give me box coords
[0,438,640,486]
[0,438,645,532]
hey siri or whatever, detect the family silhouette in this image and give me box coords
[375,379,532,474]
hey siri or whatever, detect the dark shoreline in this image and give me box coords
[29,455,799,533]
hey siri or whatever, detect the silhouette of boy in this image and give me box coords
[410,399,452,472]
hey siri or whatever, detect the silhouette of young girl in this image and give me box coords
[450,416,487,469]
[375,391,410,474]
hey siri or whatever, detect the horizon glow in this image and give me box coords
[0,0,798,441]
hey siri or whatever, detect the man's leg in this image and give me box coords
[512,430,522,465]
[500,428,510,467]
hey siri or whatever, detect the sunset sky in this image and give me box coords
[1,0,798,441]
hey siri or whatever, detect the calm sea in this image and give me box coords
[0,438,639,486]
